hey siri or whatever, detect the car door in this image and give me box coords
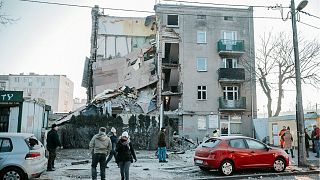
[0,138,13,168]
[245,139,274,167]
[228,139,252,169]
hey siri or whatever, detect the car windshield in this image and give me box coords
[201,138,220,148]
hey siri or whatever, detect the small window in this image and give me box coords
[14,77,19,83]
[230,123,241,134]
[246,139,266,150]
[197,15,206,20]
[197,31,206,44]
[224,16,234,21]
[197,57,207,72]
[229,139,246,149]
[0,138,13,152]
[167,14,178,26]
[202,139,220,148]
[197,86,207,100]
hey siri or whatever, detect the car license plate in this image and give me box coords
[195,160,203,164]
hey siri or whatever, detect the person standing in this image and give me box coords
[311,126,317,153]
[158,127,167,163]
[212,129,220,137]
[283,126,295,158]
[106,127,118,168]
[313,125,320,158]
[115,132,137,180]
[46,124,62,171]
[305,128,312,158]
[279,126,286,148]
[89,127,112,180]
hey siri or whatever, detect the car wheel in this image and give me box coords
[219,160,234,176]
[0,167,27,180]
[273,158,286,172]
[199,166,211,171]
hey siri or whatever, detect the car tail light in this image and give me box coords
[25,152,41,160]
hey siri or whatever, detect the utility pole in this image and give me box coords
[87,5,99,103]
[290,0,307,166]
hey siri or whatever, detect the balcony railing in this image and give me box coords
[217,40,245,55]
[219,97,246,110]
[218,68,245,82]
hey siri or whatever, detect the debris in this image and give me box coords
[71,160,90,165]
[143,168,149,171]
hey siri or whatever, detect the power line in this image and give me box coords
[161,0,290,9]
[18,0,284,20]
[299,10,320,20]
[19,0,92,8]
[298,21,320,30]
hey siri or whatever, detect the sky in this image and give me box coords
[0,0,319,116]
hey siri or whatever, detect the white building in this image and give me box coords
[0,73,74,112]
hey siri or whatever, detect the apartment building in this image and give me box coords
[155,4,257,139]
[0,73,74,112]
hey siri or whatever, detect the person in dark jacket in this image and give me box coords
[305,128,312,158]
[106,127,118,168]
[115,132,136,180]
[46,124,62,171]
[157,127,167,163]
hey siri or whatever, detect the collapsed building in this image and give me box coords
[78,3,257,141]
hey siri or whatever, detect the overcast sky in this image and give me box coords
[0,0,319,115]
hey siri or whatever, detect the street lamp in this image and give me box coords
[290,0,308,167]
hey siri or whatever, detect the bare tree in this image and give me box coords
[243,32,320,117]
[0,1,17,25]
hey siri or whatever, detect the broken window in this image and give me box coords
[197,86,207,100]
[163,96,179,111]
[197,57,207,72]
[163,43,179,64]
[197,31,206,44]
[167,14,178,26]
[163,69,179,92]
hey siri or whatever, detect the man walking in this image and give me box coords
[46,124,62,171]
[106,127,118,168]
[89,127,112,180]
[158,127,167,163]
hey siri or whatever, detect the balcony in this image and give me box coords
[218,68,245,82]
[217,40,245,56]
[219,97,246,111]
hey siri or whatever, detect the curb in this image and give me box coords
[194,170,320,180]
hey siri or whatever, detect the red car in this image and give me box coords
[194,136,289,176]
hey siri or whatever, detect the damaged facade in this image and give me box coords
[155,4,257,140]
[82,3,257,141]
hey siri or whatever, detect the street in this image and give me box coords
[37,149,320,180]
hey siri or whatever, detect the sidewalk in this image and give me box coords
[288,149,319,167]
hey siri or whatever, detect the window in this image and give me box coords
[41,81,45,86]
[223,58,237,68]
[197,15,206,20]
[230,123,241,134]
[201,139,220,148]
[229,139,246,149]
[0,138,13,152]
[222,31,237,48]
[197,86,207,100]
[14,77,19,83]
[167,14,178,26]
[224,16,234,21]
[197,31,206,43]
[220,115,242,136]
[246,139,266,150]
[223,86,238,100]
[197,57,207,71]
[198,116,207,130]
